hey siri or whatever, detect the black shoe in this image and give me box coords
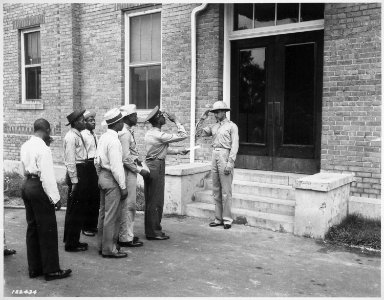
[65,246,87,252]
[209,222,224,227]
[29,271,43,278]
[98,250,102,256]
[118,240,143,247]
[224,224,232,229]
[77,242,88,248]
[45,269,72,281]
[102,252,128,259]
[146,235,170,240]
[133,236,139,242]
[4,249,16,256]
[82,230,95,237]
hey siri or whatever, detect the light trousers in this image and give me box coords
[211,148,233,225]
[97,169,122,255]
[119,170,137,242]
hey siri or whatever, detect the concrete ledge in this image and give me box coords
[164,163,211,215]
[165,163,211,176]
[349,196,381,220]
[294,173,354,192]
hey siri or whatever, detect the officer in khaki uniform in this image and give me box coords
[196,101,239,229]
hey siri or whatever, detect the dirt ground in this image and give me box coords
[3,208,381,297]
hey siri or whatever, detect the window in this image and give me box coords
[234,3,324,31]
[127,11,161,109]
[21,28,41,102]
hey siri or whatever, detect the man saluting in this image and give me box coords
[196,101,239,229]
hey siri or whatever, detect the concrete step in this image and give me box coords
[185,202,294,233]
[194,190,295,216]
[233,180,296,200]
[204,169,305,189]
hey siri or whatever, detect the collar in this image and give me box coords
[217,118,229,125]
[107,129,119,137]
[70,127,82,136]
[31,135,46,146]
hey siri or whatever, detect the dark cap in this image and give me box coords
[144,106,161,122]
[66,109,86,126]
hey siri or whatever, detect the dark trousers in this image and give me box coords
[63,164,88,248]
[83,160,100,232]
[144,159,165,237]
[21,178,60,274]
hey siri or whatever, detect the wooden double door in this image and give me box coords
[231,30,324,174]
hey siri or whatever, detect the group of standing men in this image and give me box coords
[18,100,239,281]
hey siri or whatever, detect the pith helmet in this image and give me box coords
[210,101,231,113]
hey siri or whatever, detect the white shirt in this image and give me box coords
[20,136,60,204]
[81,129,98,159]
[94,129,126,190]
[63,128,87,184]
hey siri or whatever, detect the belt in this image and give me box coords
[26,174,39,179]
[146,157,165,161]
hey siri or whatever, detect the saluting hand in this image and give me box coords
[165,112,177,123]
[200,110,210,120]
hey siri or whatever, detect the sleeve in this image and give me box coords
[227,123,239,168]
[64,134,78,184]
[108,140,126,190]
[195,119,212,137]
[120,132,141,173]
[158,122,188,144]
[38,147,60,204]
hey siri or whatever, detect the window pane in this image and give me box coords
[254,4,275,28]
[151,13,161,61]
[239,48,266,144]
[25,67,41,99]
[277,3,299,25]
[148,65,161,108]
[130,16,141,63]
[140,14,152,62]
[234,4,253,31]
[24,31,40,65]
[283,43,315,145]
[301,3,324,22]
[130,67,147,109]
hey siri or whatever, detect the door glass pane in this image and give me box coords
[234,4,253,31]
[239,48,266,144]
[277,3,299,25]
[254,4,275,28]
[25,67,41,99]
[130,67,147,109]
[283,43,315,145]
[301,3,325,22]
[148,65,161,108]
[24,31,40,65]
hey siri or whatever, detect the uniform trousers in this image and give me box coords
[119,169,137,242]
[83,159,100,232]
[144,159,165,238]
[63,163,88,248]
[211,148,233,225]
[97,169,123,255]
[21,177,61,274]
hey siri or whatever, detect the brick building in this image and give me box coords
[3,3,381,204]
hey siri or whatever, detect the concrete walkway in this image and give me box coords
[3,208,381,297]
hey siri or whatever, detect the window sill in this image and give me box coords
[16,102,44,110]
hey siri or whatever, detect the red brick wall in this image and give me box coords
[322,3,381,198]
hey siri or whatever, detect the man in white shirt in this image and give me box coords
[117,105,149,248]
[81,110,100,237]
[95,108,128,258]
[63,109,89,252]
[20,118,71,281]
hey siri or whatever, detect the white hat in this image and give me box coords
[83,110,96,120]
[210,101,231,112]
[120,104,137,116]
[101,108,127,126]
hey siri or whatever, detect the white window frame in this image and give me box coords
[124,8,162,118]
[223,3,324,111]
[21,27,41,103]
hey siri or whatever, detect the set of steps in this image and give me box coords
[186,169,305,233]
